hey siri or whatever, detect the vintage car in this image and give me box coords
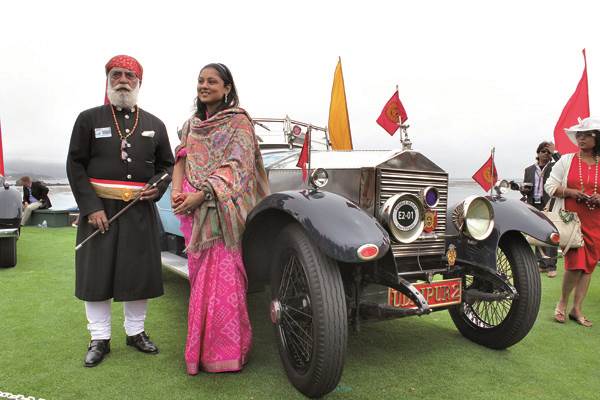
[157,117,558,398]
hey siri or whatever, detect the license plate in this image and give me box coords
[388,278,462,309]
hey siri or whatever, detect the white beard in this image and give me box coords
[107,81,140,109]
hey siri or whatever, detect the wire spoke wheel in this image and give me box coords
[463,248,514,328]
[449,232,541,349]
[277,254,313,372]
[270,224,347,398]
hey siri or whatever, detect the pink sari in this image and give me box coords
[178,179,252,375]
[174,109,268,375]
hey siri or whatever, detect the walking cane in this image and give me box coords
[75,173,169,251]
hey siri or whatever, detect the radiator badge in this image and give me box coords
[446,244,457,267]
[423,210,438,233]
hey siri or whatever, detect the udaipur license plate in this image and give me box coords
[388,278,462,309]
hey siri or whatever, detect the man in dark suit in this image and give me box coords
[67,54,174,368]
[20,176,52,225]
[521,141,560,277]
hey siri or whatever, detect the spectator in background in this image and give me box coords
[546,117,600,327]
[521,141,560,277]
[20,176,52,226]
[0,175,22,222]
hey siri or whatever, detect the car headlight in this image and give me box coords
[310,168,329,188]
[452,195,495,240]
[380,193,424,243]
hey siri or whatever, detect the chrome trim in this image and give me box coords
[0,228,19,239]
[310,168,329,189]
[359,168,377,214]
[397,268,452,277]
[421,186,440,208]
[380,193,425,244]
[357,244,380,261]
[253,117,327,133]
[377,168,448,258]
[458,195,495,241]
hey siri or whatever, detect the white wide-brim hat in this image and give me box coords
[565,117,600,146]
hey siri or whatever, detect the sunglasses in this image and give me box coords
[575,131,597,139]
[539,149,552,154]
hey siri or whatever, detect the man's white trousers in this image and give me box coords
[85,299,147,340]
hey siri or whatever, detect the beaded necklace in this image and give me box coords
[578,151,599,210]
[110,105,139,161]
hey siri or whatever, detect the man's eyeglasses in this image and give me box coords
[110,70,138,81]
[539,149,552,154]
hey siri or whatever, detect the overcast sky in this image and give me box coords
[1,0,599,178]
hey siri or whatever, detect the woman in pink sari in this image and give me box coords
[171,63,269,375]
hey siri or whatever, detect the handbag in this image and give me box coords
[528,207,583,254]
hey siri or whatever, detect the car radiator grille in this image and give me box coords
[377,168,449,258]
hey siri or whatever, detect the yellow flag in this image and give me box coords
[328,59,353,150]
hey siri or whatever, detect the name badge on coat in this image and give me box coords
[141,130,155,138]
[94,127,112,138]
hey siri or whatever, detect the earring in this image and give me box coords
[224,94,228,103]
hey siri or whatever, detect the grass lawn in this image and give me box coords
[1,227,599,399]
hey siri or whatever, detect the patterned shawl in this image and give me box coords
[176,107,270,251]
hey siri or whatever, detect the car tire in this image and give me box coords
[270,223,347,398]
[0,237,17,268]
[449,232,541,349]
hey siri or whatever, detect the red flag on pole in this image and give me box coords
[296,130,310,182]
[472,154,498,192]
[0,119,4,176]
[376,90,408,136]
[554,49,590,154]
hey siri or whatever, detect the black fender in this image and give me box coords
[242,190,390,286]
[445,196,557,271]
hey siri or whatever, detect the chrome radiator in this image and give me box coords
[377,168,449,258]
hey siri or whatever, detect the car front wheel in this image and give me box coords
[270,223,347,398]
[449,232,541,349]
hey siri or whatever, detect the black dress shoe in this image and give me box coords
[84,339,110,367]
[126,331,159,354]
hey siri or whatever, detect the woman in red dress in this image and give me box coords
[545,117,600,327]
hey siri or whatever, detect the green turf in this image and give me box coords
[1,227,598,399]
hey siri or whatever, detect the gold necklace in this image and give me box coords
[578,152,598,210]
[110,106,139,162]
[110,105,139,140]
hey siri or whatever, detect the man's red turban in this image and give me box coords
[105,55,143,80]
[104,55,143,105]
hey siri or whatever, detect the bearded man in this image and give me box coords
[67,55,174,367]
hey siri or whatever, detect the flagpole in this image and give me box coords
[307,126,312,181]
[397,84,412,150]
[490,147,495,196]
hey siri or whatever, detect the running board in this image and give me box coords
[161,251,189,279]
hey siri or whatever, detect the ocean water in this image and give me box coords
[30,180,523,211]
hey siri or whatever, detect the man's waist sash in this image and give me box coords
[90,178,146,202]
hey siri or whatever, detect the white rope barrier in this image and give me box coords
[0,390,46,400]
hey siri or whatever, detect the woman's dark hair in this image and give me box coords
[195,63,239,120]
[593,131,600,156]
[535,141,553,161]
[536,141,552,154]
